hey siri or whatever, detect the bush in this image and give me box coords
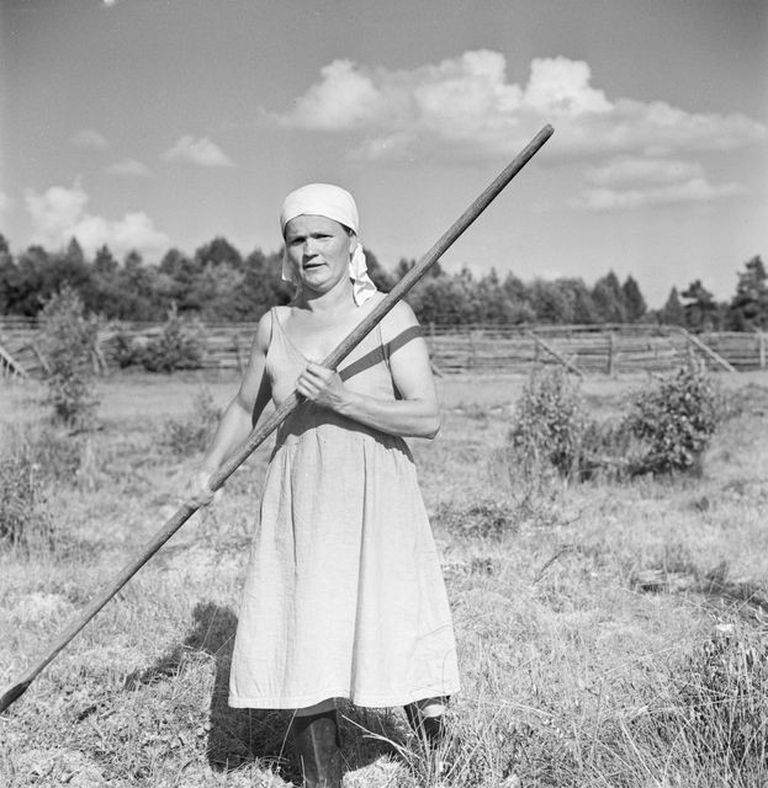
[507,366,723,483]
[625,367,724,474]
[161,388,220,456]
[0,439,49,547]
[141,306,205,373]
[111,330,143,369]
[509,368,588,480]
[0,423,84,547]
[38,286,100,427]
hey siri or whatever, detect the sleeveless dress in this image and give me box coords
[228,304,460,709]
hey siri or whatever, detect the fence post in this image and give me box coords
[607,332,615,376]
[686,337,696,371]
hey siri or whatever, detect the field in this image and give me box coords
[2,369,768,787]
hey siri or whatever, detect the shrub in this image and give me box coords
[624,367,724,474]
[161,388,221,456]
[0,437,49,547]
[508,368,588,480]
[111,330,143,369]
[0,423,83,547]
[141,306,205,373]
[38,286,100,427]
[576,418,640,481]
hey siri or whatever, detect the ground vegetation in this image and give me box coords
[2,369,768,786]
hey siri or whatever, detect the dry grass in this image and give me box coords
[2,370,768,786]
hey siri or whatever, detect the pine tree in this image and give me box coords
[94,245,118,275]
[681,279,718,331]
[592,271,628,323]
[622,275,647,322]
[660,287,685,325]
[728,255,768,330]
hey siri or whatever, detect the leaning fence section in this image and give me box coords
[0,317,46,379]
[1,316,766,377]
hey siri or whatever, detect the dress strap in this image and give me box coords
[269,307,280,334]
[269,306,307,361]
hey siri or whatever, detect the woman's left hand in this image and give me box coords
[296,362,349,411]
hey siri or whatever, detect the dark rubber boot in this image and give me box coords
[404,698,447,749]
[291,709,343,788]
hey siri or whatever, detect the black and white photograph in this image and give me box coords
[1,1,767,786]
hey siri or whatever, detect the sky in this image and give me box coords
[1,0,766,308]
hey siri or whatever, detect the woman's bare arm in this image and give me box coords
[296,301,440,439]
[198,312,273,478]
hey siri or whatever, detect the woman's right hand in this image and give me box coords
[186,467,221,508]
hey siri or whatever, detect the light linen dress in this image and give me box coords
[228,304,460,709]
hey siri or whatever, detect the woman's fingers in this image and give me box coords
[297,363,345,408]
[302,362,333,386]
[295,375,317,399]
[297,363,331,397]
[305,361,332,378]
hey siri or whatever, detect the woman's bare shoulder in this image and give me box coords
[253,310,275,353]
[380,298,419,338]
[272,303,293,319]
[381,301,421,342]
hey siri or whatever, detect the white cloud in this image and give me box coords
[25,182,169,257]
[577,154,745,211]
[105,158,154,177]
[266,51,766,162]
[0,191,11,216]
[164,135,233,167]
[585,157,704,187]
[71,129,109,149]
[577,178,745,212]
[277,59,385,131]
[523,56,611,116]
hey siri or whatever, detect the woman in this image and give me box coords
[195,183,459,787]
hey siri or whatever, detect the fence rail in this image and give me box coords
[2,317,767,378]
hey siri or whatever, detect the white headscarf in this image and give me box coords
[279,183,377,305]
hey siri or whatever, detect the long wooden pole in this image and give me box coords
[0,124,554,715]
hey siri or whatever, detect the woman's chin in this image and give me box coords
[300,274,351,296]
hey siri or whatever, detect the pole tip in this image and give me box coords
[0,680,30,715]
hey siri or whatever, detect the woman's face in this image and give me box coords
[283,214,354,295]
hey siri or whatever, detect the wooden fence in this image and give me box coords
[422,324,747,375]
[2,316,767,379]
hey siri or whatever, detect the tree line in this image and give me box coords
[0,233,764,332]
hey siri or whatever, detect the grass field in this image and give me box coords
[2,369,768,787]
